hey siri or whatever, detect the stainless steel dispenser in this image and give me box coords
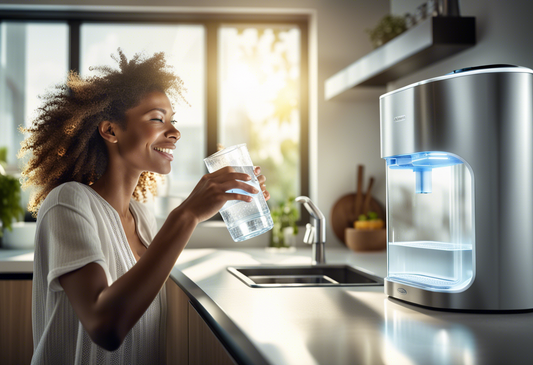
[380,65,533,310]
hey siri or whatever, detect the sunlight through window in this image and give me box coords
[219,25,301,205]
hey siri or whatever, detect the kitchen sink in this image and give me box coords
[227,264,384,288]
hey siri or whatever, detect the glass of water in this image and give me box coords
[204,144,274,242]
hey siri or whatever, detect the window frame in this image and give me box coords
[0,8,309,221]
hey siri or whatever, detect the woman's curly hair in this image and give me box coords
[18,49,186,215]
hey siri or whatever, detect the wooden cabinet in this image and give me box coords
[0,279,33,365]
[165,279,237,365]
[0,277,236,365]
[188,302,237,365]
[165,278,189,364]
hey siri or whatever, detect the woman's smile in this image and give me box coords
[153,146,175,161]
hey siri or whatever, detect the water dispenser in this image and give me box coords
[380,65,533,310]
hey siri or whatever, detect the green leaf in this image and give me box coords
[0,174,24,237]
[270,195,300,246]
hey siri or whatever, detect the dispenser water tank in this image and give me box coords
[380,65,533,310]
[385,151,474,292]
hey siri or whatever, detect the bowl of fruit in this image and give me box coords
[345,211,386,252]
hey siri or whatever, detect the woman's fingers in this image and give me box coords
[254,166,266,186]
[211,166,267,201]
[223,172,252,183]
[253,166,269,200]
[209,172,252,186]
[219,180,259,196]
[205,169,259,201]
[181,169,255,222]
[225,192,254,202]
[210,166,250,181]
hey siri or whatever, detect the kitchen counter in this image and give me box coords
[2,246,533,365]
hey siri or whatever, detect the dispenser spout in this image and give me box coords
[385,152,464,195]
[415,167,433,194]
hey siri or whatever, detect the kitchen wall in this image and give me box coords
[389,0,533,90]
[0,0,389,248]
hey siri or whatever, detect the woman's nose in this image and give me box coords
[166,124,181,141]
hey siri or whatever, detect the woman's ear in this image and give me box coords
[97,121,118,144]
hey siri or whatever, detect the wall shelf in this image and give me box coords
[325,16,476,100]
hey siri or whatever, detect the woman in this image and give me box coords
[20,49,269,364]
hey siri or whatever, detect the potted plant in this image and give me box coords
[269,196,299,249]
[0,173,25,242]
[366,14,407,48]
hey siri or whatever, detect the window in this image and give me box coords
[0,21,68,165]
[0,10,308,214]
[219,25,301,204]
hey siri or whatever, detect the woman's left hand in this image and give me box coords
[254,166,270,201]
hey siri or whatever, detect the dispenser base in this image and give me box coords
[385,279,533,312]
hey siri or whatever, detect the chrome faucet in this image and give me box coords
[295,196,326,265]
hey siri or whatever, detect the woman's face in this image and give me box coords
[114,90,180,175]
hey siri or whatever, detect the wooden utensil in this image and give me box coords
[330,193,384,244]
[330,166,385,245]
[362,177,375,215]
[354,165,364,219]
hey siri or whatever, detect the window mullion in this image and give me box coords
[68,20,80,73]
[205,21,218,158]
[299,21,310,224]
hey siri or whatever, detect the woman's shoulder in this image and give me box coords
[39,182,94,216]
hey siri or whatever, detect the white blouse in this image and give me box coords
[31,182,166,365]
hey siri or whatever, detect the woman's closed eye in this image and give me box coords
[150,118,177,126]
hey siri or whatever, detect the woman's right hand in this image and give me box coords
[178,166,259,223]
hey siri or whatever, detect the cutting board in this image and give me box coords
[330,193,385,244]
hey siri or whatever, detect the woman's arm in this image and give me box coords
[59,167,264,351]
